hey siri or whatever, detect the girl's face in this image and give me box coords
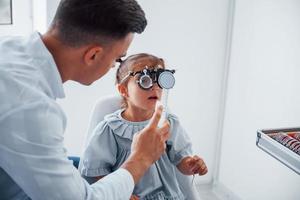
[124,64,164,113]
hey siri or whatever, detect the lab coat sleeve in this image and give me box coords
[0,100,134,200]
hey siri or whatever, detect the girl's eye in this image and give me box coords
[140,77,150,85]
[139,76,152,89]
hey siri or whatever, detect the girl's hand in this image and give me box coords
[130,195,139,200]
[177,155,208,176]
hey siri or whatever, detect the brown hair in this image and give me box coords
[116,53,165,108]
[52,0,147,47]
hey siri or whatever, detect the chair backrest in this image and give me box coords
[85,95,200,200]
[85,95,122,145]
[68,156,80,169]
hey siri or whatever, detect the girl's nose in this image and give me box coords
[151,82,161,90]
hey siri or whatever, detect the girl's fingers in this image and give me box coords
[189,157,208,175]
[197,162,208,175]
[199,167,208,175]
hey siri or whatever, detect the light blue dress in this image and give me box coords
[80,109,193,200]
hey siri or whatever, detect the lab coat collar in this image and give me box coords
[30,31,65,99]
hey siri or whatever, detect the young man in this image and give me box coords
[0,0,170,199]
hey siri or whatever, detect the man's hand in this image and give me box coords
[177,155,208,176]
[121,105,170,184]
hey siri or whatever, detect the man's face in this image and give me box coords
[80,33,134,85]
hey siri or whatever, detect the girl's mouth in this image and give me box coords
[148,96,158,100]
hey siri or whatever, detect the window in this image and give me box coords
[0,0,12,25]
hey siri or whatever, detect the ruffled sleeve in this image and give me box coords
[167,113,193,165]
[79,109,149,178]
[79,120,118,177]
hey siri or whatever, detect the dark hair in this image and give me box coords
[116,53,165,108]
[51,0,147,47]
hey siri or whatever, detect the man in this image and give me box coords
[0,0,170,199]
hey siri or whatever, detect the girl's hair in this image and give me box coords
[116,53,165,108]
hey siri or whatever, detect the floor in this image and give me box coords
[195,182,242,200]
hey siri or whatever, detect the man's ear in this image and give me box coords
[117,84,128,98]
[83,46,103,66]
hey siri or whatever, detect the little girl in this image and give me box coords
[79,53,207,200]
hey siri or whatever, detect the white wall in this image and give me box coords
[54,0,232,185]
[46,0,60,27]
[32,0,60,34]
[4,1,299,198]
[32,0,47,33]
[0,0,32,36]
[219,0,300,199]
[0,0,52,36]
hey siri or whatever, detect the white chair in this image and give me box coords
[85,95,199,200]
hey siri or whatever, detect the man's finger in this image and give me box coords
[161,130,170,142]
[158,122,170,138]
[147,103,163,128]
